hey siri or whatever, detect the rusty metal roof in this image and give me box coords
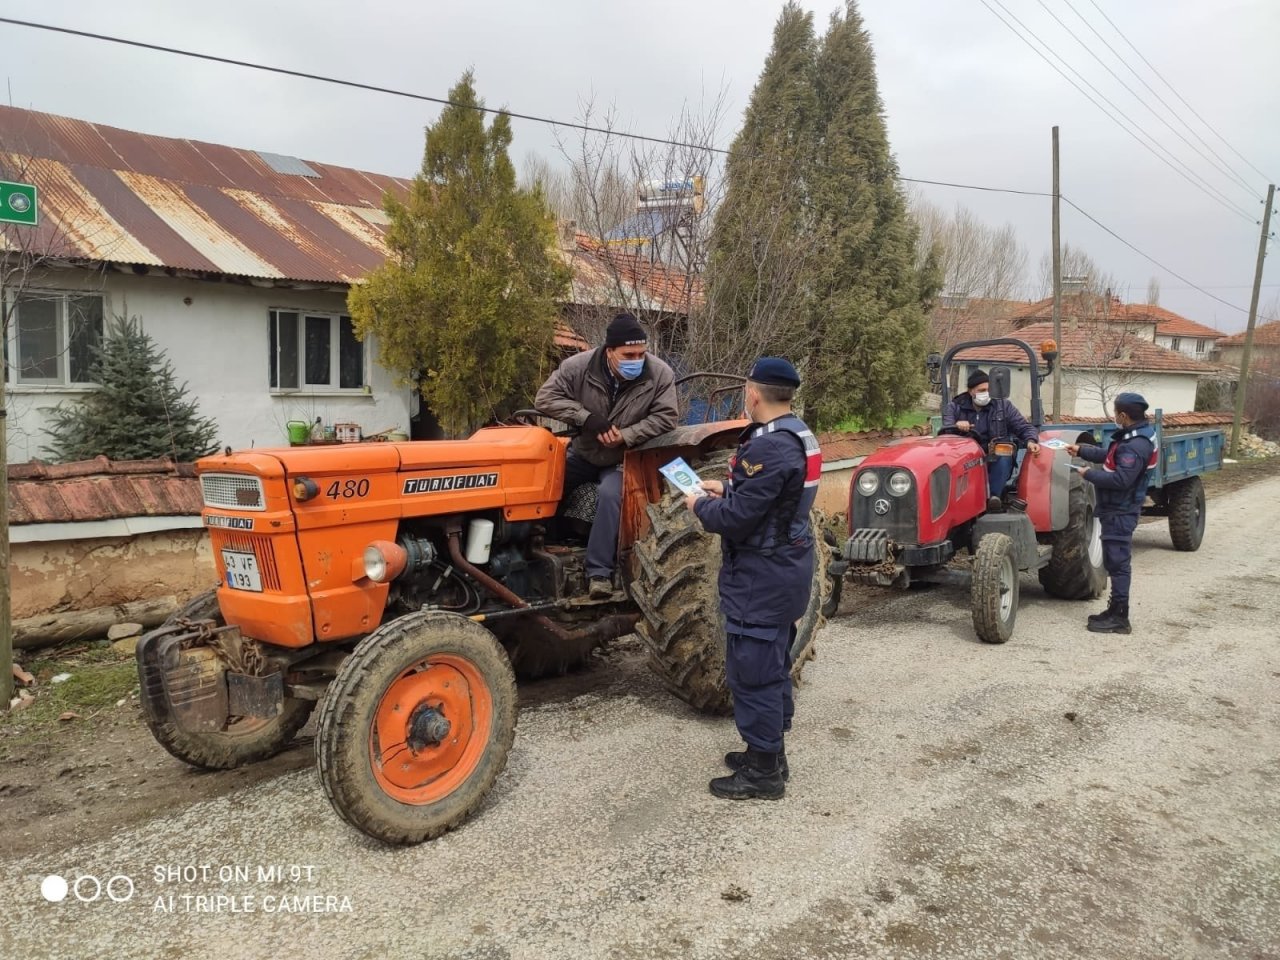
[0,105,410,283]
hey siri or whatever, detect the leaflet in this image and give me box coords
[659,457,706,497]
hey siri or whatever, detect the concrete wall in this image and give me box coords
[9,529,216,619]
[1218,343,1280,372]
[4,270,415,463]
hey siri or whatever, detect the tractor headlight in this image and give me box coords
[856,471,880,496]
[362,541,408,583]
[887,471,913,497]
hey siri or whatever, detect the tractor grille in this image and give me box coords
[213,532,283,591]
[851,469,918,544]
[201,473,266,511]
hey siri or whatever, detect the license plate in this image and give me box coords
[222,549,263,592]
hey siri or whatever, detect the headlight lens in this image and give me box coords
[887,471,912,497]
[363,545,389,583]
[856,471,880,496]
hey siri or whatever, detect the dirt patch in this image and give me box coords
[1202,455,1280,498]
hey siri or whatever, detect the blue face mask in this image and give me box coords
[618,358,646,380]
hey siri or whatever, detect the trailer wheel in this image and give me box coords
[315,611,517,844]
[1167,476,1206,552]
[972,533,1019,644]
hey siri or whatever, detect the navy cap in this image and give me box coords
[748,356,801,388]
[1114,391,1149,410]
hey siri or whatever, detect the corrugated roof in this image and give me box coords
[1,105,409,283]
[955,320,1215,374]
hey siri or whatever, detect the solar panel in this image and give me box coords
[604,207,683,243]
[255,151,321,178]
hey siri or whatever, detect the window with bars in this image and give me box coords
[3,292,105,385]
[268,310,365,391]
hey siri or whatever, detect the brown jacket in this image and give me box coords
[535,348,679,466]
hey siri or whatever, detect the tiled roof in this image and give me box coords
[930,298,1032,350]
[1046,411,1245,430]
[817,425,930,463]
[563,232,702,316]
[6,458,201,525]
[1218,319,1280,347]
[1012,295,1223,338]
[955,320,1215,374]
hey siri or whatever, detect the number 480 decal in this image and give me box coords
[326,479,370,499]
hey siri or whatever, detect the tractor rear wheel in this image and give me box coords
[137,589,315,770]
[315,611,517,845]
[1167,476,1206,552]
[1038,471,1107,600]
[630,457,830,714]
[972,533,1019,644]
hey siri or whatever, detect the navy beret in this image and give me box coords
[1114,391,1149,410]
[967,369,989,389]
[748,356,801,388]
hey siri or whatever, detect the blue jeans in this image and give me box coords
[563,452,623,580]
[987,454,1015,498]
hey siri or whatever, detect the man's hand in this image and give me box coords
[699,479,725,498]
[583,412,612,437]
[597,426,625,448]
[1065,443,1080,457]
[1027,440,1041,456]
[955,420,971,433]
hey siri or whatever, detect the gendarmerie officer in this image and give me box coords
[685,357,822,800]
[1067,392,1158,634]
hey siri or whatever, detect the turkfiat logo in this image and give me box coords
[873,498,891,515]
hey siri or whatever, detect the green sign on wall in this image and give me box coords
[0,180,38,226]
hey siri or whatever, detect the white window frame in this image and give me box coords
[2,289,106,388]
[1170,336,1182,352]
[268,309,367,394]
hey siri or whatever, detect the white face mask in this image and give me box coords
[973,391,991,407]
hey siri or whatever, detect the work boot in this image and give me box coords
[725,747,790,781]
[1087,602,1131,634]
[710,749,785,800]
[987,496,1005,513]
[1087,600,1118,625]
[588,577,613,600]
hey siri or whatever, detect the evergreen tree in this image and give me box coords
[806,1,936,427]
[43,315,219,462]
[700,2,819,371]
[348,71,571,436]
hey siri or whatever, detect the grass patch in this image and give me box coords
[831,409,931,434]
[2,643,140,756]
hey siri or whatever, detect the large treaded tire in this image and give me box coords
[505,632,602,680]
[1038,471,1107,600]
[137,588,315,770]
[315,611,517,845]
[630,456,830,715]
[972,533,1019,644]
[1167,476,1206,552]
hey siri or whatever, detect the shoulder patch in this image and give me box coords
[739,459,764,477]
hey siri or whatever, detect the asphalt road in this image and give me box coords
[5,478,1279,960]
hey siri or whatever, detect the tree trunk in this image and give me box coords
[13,596,180,651]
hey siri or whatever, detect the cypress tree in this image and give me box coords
[806,1,936,427]
[348,70,571,436]
[43,315,220,462]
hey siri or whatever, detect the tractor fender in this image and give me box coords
[972,512,1039,571]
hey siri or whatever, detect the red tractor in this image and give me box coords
[834,338,1107,643]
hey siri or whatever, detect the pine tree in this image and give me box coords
[348,71,571,436]
[700,2,819,372]
[806,1,936,428]
[43,316,220,463]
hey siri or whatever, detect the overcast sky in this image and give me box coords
[2,0,1276,331]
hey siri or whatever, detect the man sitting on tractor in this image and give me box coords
[536,312,679,598]
[942,368,1041,508]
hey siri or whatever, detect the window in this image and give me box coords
[1170,337,1182,352]
[1195,338,1207,353]
[3,292,104,385]
[269,310,364,390]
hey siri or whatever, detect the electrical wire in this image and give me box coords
[975,0,1256,224]
[1085,0,1274,185]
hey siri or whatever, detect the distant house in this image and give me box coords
[928,295,1030,353]
[1,106,690,463]
[1009,294,1225,360]
[1216,320,1280,376]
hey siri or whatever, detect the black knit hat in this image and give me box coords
[605,313,647,347]
[967,369,990,389]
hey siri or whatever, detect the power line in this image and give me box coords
[1057,0,1263,196]
[1035,0,1258,200]
[975,0,1256,224]
[1061,195,1251,314]
[1085,0,1274,185]
[0,15,1058,201]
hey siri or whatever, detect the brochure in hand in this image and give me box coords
[659,457,706,497]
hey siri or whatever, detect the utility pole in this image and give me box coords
[1230,182,1275,458]
[1051,126,1063,420]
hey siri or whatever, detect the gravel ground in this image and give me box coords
[4,478,1279,960]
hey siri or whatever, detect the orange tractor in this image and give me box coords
[137,383,830,843]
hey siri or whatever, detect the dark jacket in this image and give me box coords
[1078,422,1157,517]
[942,393,1039,448]
[693,415,819,627]
[535,347,679,466]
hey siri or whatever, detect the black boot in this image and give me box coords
[1087,602,1131,634]
[710,749,785,800]
[1087,600,1118,625]
[725,747,790,781]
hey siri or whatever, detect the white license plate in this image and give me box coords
[222,549,263,592]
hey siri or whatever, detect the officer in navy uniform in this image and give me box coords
[1067,392,1158,634]
[685,357,822,800]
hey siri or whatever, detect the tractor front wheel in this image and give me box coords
[972,533,1019,644]
[315,611,517,845]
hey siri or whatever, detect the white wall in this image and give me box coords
[4,269,413,463]
[965,363,1199,421]
[1155,333,1216,361]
